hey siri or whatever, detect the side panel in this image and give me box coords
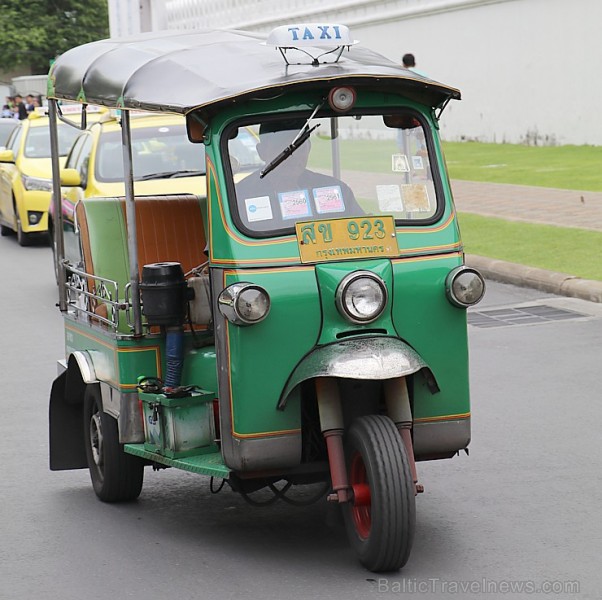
[213,266,321,471]
[64,320,162,392]
[391,253,470,423]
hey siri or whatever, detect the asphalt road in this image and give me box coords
[1,235,600,600]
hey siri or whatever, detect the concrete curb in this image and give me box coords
[465,254,602,304]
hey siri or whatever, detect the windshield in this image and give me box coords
[24,123,81,158]
[227,111,440,237]
[0,119,18,147]
[95,123,206,182]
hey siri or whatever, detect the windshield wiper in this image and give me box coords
[259,124,320,179]
[136,169,205,181]
[259,100,324,179]
[168,169,206,178]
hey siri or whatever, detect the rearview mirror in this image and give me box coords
[383,114,421,130]
[60,168,82,187]
[0,149,15,163]
[187,112,208,143]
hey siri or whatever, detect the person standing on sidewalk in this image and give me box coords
[13,95,28,120]
[402,53,428,77]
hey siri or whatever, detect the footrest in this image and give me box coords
[124,443,230,478]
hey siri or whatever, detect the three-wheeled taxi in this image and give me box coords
[48,24,485,572]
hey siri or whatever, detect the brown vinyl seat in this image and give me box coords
[74,194,207,331]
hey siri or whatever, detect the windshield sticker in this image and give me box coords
[278,190,312,220]
[376,185,404,212]
[401,184,431,212]
[313,186,345,214]
[392,154,410,172]
[411,155,425,170]
[245,196,273,222]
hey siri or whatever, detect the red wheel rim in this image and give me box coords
[349,451,371,540]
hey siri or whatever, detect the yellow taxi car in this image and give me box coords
[51,112,210,266]
[0,109,83,245]
[58,112,205,203]
[52,112,260,267]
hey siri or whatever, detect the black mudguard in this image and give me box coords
[49,371,87,470]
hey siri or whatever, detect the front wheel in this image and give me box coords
[342,415,415,572]
[83,385,144,502]
[15,209,32,247]
[0,223,13,236]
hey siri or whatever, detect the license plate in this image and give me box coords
[295,216,399,264]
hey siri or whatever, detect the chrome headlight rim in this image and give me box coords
[445,266,486,308]
[335,270,388,325]
[218,282,270,326]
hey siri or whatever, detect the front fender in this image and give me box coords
[278,337,439,409]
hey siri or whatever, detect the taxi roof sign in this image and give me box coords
[266,23,358,65]
[266,24,357,48]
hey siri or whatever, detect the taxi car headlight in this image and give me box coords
[445,266,486,308]
[336,271,387,324]
[28,211,43,225]
[21,174,52,192]
[218,283,270,326]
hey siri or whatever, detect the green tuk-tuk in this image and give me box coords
[48,24,484,572]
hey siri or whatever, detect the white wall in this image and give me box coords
[112,0,600,145]
[108,0,155,37]
[353,0,600,146]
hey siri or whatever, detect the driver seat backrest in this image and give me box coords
[75,194,207,331]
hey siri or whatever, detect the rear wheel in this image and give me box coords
[0,223,12,236]
[342,415,415,572]
[83,385,144,502]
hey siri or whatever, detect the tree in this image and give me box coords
[0,0,109,75]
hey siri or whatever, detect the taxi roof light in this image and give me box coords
[266,23,358,66]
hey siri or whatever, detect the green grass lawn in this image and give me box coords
[458,213,602,281]
[443,141,602,191]
[310,136,602,191]
[308,135,602,279]
[446,141,602,280]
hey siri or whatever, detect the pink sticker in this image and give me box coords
[313,186,345,214]
[278,190,312,220]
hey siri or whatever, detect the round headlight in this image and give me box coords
[218,283,270,325]
[445,266,486,308]
[336,271,387,324]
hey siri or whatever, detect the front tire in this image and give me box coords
[342,415,415,572]
[0,223,13,236]
[83,385,144,502]
[15,209,32,247]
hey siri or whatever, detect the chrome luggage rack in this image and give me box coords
[63,263,133,332]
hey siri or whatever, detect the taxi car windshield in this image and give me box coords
[228,111,440,237]
[24,123,81,158]
[95,124,205,182]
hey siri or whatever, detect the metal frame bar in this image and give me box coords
[48,99,68,311]
[120,110,143,336]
